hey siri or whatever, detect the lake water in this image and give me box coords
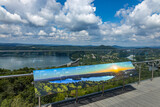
[0,56,71,70]
[50,76,115,84]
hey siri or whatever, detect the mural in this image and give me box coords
[33,61,136,96]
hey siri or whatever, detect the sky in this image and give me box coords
[34,61,134,80]
[0,0,160,46]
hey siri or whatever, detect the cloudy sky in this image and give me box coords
[0,0,160,46]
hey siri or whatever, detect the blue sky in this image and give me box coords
[0,0,160,46]
[94,0,141,22]
[57,0,141,22]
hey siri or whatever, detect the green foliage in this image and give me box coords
[0,48,160,106]
[0,66,160,106]
[0,68,35,107]
[1,98,12,107]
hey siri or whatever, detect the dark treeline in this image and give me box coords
[0,44,115,50]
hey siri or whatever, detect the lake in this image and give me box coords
[50,76,115,84]
[0,56,71,70]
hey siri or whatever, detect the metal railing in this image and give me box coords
[0,59,159,79]
[0,59,160,107]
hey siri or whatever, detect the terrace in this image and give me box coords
[0,49,160,107]
[43,77,160,107]
[84,77,160,107]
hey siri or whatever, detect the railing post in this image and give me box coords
[98,84,99,92]
[138,64,141,85]
[38,96,41,107]
[122,73,125,91]
[102,83,104,96]
[75,88,78,103]
[151,63,154,81]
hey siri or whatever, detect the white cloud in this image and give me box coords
[49,32,55,36]
[0,7,27,23]
[51,27,56,32]
[145,14,160,27]
[118,0,160,29]
[38,30,47,36]
[39,0,61,20]
[0,24,22,36]
[25,32,34,36]
[55,0,101,31]
[27,13,47,26]
[0,0,61,26]
[0,34,11,38]
[0,24,8,30]
[112,24,136,36]
[149,32,160,39]
[99,0,160,46]
[0,0,160,46]
[69,30,91,41]
[20,0,36,5]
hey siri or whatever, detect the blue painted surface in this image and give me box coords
[50,76,114,84]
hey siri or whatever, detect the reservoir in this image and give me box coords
[50,76,115,84]
[0,56,71,70]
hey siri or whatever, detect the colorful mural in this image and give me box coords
[33,61,136,96]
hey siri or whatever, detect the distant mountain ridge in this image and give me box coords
[112,45,160,49]
[0,43,115,50]
[0,43,159,49]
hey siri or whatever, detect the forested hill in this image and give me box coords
[0,43,115,50]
